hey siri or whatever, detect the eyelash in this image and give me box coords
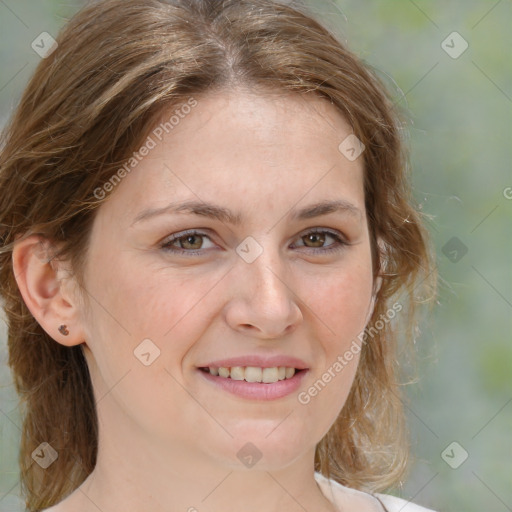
[160,228,349,256]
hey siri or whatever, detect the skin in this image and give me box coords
[13,88,383,512]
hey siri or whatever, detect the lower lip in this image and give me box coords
[197,368,308,401]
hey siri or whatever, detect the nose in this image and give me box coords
[224,243,303,339]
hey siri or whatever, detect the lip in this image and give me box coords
[197,367,309,401]
[197,355,309,370]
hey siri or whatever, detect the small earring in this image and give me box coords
[58,324,69,336]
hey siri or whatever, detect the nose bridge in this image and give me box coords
[254,251,291,307]
[240,235,290,301]
[228,233,301,336]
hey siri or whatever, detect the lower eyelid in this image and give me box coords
[293,231,345,248]
[162,232,214,251]
[161,229,348,254]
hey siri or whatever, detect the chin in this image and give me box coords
[212,424,313,472]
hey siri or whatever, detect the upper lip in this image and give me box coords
[198,355,309,370]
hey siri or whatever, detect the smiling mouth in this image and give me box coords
[199,366,305,384]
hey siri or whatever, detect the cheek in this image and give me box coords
[305,263,373,342]
[294,263,371,431]
[83,253,224,369]
[80,258,222,438]
[297,350,361,446]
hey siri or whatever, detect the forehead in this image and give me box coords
[98,88,365,225]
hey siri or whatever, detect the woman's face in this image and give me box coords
[77,88,375,471]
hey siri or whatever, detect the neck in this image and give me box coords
[63,401,335,512]
[75,437,334,512]
[63,349,337,512]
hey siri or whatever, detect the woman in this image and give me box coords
[0,0,436,511]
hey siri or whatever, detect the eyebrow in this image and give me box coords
[131,198,362,227]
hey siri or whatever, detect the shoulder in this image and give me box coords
[39,501,74,512]
[374,492,437,512]
[314,472,437,512]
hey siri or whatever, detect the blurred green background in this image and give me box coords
[0,1,511,511]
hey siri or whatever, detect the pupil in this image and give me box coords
[307,233,324,247]
[183,235,201,249]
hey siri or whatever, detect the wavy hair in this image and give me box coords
[0,0,436,509]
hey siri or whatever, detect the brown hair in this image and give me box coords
[0,0,436,510]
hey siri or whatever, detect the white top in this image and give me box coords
[314,472,436,512]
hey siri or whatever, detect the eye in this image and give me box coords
[161,230,215,255]
[160,228,348,256]
[292,229,348,254]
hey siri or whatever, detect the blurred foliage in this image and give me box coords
[1,1,511,511]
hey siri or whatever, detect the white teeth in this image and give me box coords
[262,367,279,383]
[230,366,245,380]
[218,367,230,378]
[285,367,295,379]
[208,366,299,383]
[245,366,263,382]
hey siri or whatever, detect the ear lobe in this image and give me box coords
[373,275,383,296]
[364,275,383,326]
[364,236,386,325]
[12,235,85,347]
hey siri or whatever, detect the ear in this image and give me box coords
[12,234,85,347]
[364,237,386,325]
[365,275,382,323]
